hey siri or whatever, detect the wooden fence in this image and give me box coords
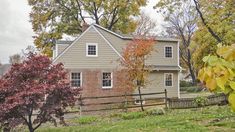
[75,89,168,114]
[168,93,227,109]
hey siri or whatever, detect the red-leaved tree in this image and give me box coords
[120,38,155,111]
[0,53,79,132]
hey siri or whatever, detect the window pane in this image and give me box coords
[102,72,112,87]
[165,74,172,86]
[88,45,96,55]
[165,47,172,58]
[71,72,81,87]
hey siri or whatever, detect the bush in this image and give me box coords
[180,80,193,87]
[76,116,97,124]
[193,96,208,107]
[121,112,146,120]
[180,86,204,93]
[145,108,165,116]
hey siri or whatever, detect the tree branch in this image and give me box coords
[193,0,222,43]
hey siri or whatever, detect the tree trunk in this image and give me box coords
[27,124,34,132]
[187,49,196,85]
[138,86,144,111]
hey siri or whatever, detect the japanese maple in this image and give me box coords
[0,53,79,132]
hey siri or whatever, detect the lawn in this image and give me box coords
[35,105,235,132]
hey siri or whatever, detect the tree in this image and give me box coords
[120,38,154,111]
[134,12,156,37]
[192,0,235,69]
[198,44,235,111]
[155,0,198,84]
[9,54,23,64]
[28,0,147,56]
[0,53,79,132]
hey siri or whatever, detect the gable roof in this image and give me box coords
[53,25,123,63]
[93,24,180,42]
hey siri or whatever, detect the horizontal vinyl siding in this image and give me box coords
[146,41,178,66]
[54,27,120,69]
[97,28,178,66]
[134,71,179,98]
[57,44,69,55]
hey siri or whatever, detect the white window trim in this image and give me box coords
[86,43,98,57]
[70,72,82,88]
[102,72,113,89]
[164,73,173,87]
[164,46,173,58]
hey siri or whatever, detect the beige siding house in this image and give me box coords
[53,24,181,98]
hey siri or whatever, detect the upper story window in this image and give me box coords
[86,43,98,57]
[165,46,173,58]
[71,72,81,88]
[164,73,173,87]
[102,72,112,88]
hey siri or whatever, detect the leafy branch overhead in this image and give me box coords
[198,44,235,111]
[28,0,147,56]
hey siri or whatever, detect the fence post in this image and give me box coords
[124,92,128,112]
[164,89,168,109]
[79,95,82,116]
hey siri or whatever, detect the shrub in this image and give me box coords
[193,96,208,107]
[145,108,165,116]
[180,86,204,93]
[180,80,193,87]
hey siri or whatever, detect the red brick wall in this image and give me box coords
[68,69,133,112]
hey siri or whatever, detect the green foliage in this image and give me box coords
[180,86,204,93]
[28,0,147,56]
[193,96,208,107]
[74,116,97,124]
[198,44,235,111]
[145,108,165,116]
[180,80,194,87]
[192,0,235,69]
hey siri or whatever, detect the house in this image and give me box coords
[0,64,11,78]
[53,24,181,99]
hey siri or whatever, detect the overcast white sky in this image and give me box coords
[0,0,162,64]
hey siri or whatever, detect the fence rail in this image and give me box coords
[77,89,167,114]
[168,93,227,109]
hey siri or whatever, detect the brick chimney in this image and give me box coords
[82,22,89,32]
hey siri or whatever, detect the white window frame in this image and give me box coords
[86,43,98,57]
[102,72,113,89]
[70,72,82,88]
[164,46,173,58]
[164,73,173,87]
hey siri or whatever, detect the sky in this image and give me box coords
[0,0,162,64]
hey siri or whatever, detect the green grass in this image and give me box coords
[35,106,235,132]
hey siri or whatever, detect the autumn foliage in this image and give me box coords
[198,44,235,111]
[0,53,79,132]
[120,38,155,88]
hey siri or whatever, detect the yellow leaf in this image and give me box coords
[228,93,235,112]
[230,81,235,90]
[206,78,217,91]
[216,77,227,91]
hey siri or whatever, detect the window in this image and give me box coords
[102,72,112,88]
[165,46,173,58]
[86,43,98,57]
[165,73,173,87]
[71,72,81,87]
